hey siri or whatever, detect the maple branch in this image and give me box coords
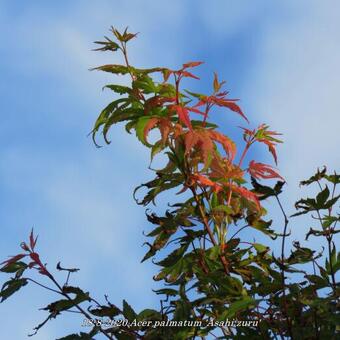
[226,140,252,206]
[26,278,62,295]
[323,179,338,297]
[311,259,320,339]
[275,195,294,339]
[120,42,135,82]
[190,187,230,275]
[316,209,337,296]
[175,74,180,105]
[46,275,114,340]
[229,224,250,240]
[202,102,212,127]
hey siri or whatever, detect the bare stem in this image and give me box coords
[275,195,294,339]
[26,278,62,295]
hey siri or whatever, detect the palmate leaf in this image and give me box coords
[325,172,340,184]
[7,26,339,339]
[137,309,162,321]
[251,177,285,200]
[132,74,158,94]
[253,243,269,254]
[103,84,132,95]
[288,245,314,265]
[155,243,189,267]
[135,116,157,146]
[91,98,130,144]
[141,210,184,262]
[305,274,328,289]
[246,216,276,239]
[0,261,27,274]
[92,64,166,77]
[57,326,99,340]
[292,191,340,216]
[91,64,133,75]
[218,296,257,320]
[169,105,193,130]
[89,305,121,318]
[43,286,90,314]
[93,36,120,52]
[0,278,28,303]
[134,173,184,206]
[122,299,137,321]
[299,166,327,186]
[248,161,283,180]
[316,185,330,206]
[153,288,178,297]
[154,255,194,283]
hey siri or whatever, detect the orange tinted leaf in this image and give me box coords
[231,185,260,210]
[196,92,248,123]
[213,72,225,93]
[29,229,38,251]
[241,124,282,164]
[208,130,236,160]
[180,71,200,80]
[184,131,199,154]
[176,185,189,195]
[213,97,248,123]
[248,161,283,180]
[187,106,205,115]
[121,32,138,42]
[162,69,172,82]
[183,130,214,167]
[159,118,172,144]
[210,156,244,181]
[1,254,27,267]
[213,72,219,93]
[268,143,278,165]
[143,118,159,143]
[259,139,278,165]
[173,123,183,138]
[144,96,175,115]
[193,174,215,186]
[170,105,193,130]
[200,134,214,166]
[192,174,222,193]
[182,61,204,69]
[192,100,206,109]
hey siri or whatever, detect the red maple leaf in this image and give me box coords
[182,61,204,69]
[248,161,284,180]
[191,173,222,193]
[230,184,260,210]
[241,124,282,164]
[169,105,193,130]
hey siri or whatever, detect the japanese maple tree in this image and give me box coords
[1,27,339,339]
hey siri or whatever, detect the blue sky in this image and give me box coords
[0,1,339,338]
